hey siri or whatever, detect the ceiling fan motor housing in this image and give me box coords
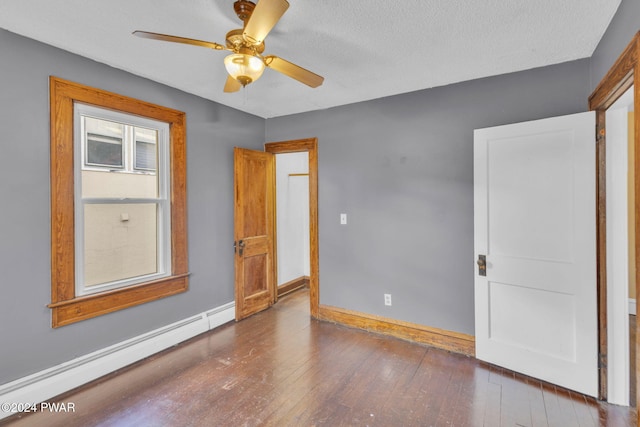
[234,0,256,23]
[226,29,265,53]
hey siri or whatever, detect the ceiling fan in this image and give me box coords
[133,0,324,93]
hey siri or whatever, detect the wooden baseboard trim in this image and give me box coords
[278,276,310,297]
[317,304,475,357]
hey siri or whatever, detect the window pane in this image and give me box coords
[85,117,124,168]
[135,127,157,171]
[83,203,158,287]
[81,169,158,199]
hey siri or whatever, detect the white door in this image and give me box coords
[474,111,597,397]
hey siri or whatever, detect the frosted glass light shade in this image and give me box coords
[224,53,265,87]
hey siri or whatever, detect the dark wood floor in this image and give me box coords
[3,289,637,426]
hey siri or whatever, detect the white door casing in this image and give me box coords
[474,111,597,397]
[605,102,631,406]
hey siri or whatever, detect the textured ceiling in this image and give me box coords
[0,0,621,118]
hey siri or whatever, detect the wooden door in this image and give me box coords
[234,147,276,321]
[474,112,598,396]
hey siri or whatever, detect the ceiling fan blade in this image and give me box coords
[224,75,242,93]
[133,31,227,51]
[264,56,324,88]
[243,0,289,45]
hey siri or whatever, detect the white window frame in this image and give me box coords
[73,103,171,296]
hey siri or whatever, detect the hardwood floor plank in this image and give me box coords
[495,369,533,427]
[523,375,550,427]
[2,289,637,427]
[484,381,503,427]
[260,324,378,424]
[567,390,598,427]
[323,336,387,410]
[461,361,493,427]
[542,382,583,427]
[344,339,427,426]
[372,345,429,425]
[411,348,471,425]
[383,348,442,426]
[436,353,478,426]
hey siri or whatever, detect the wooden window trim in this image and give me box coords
[49,76,189,327]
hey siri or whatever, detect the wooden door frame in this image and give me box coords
[264,138,320,317]
[588,31,640,404]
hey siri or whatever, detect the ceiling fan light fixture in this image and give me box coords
[224,52,265,86]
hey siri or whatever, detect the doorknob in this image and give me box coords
[234,240,246,255]
[477,255,486,276]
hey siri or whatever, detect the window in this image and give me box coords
[75,104,169,296]
[85,117,124,168]
[82,115,158,172]
[134,127,158,171]
[49,77,188,327]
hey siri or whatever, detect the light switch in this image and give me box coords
[340,213,347,225]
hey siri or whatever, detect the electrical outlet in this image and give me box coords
[384,293,392,306]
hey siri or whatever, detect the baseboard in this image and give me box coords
[277,276,310,297]
[630,298,636,315]
[0,302,235,420]
[318,304,475,357]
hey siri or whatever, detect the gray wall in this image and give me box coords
[590,0,640,91]
[266,60,591,335]
[0,29,264,384]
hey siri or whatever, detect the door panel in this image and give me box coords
[487,133,574,262]
[474,111,597,396]
[234,147,276,321]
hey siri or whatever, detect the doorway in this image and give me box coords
[265,138,320,317]
[588,32,640,407]
[274,151,311,297]
[604,86,634,406]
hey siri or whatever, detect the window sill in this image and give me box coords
[48,273,189,327]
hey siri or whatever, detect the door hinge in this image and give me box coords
[596,125,605,143]
[598,352,607,369]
